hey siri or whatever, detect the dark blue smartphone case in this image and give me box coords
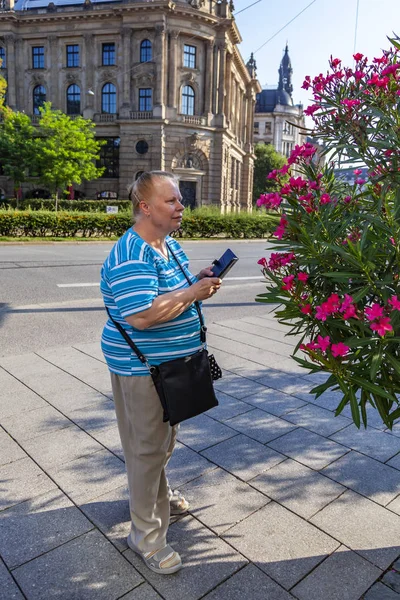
[210,249,239,279]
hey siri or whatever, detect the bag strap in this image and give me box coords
[166,241,207,344]
[106,307,152,370]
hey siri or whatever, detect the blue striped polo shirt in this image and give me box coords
[100,228,203,376]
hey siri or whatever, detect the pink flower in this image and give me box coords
[390,237,395,246]
[343,195,352,203]
[331,343,350,358]
[388,296,400,311]
[320,193,331,204]
[353,53,364,61]
[301,304,312,315]
[304,104,320,116]
[302,76,311,90]
[371,317,393,337]
[330,57,342,68]
[267,169,278,180]
[317,335,331,352]
[297,272,309,282]
[355,178,366,186]
[354,70,364,81]
[289,176,308,191]
[273,215,288,240]
[282,274,295,291]
[364,303,384,321]
[341,99,361,108]
[305,341,320,350]
[342,305,357,319]
[315,305,329,321]
[353,169,363,175]
[257,258,267,267]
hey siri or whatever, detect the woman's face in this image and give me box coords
[142,178,185,233]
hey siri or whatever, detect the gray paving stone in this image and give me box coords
[241,387,307,416]
[211,323,294,358]
[166,441,217,489]
[0,427,26,467]
[310,489,400,570]
[13,529,143,600]
[225,409,296,444]
[383,570,400,594]
[282,403,351,436]
[268,427,349,470]
[387,453,400,471]
[256,374,342,410]
[181,468,270,534]
[80,485,130,551]
[0,558,24,600]
[385,421,400,438]
[206,390,254,421]
[323,451,400,506]
[92,425,124,460]
[341,403,387,430]
[251,458,345,519]
[73,342,106,364]
[47,448,127,505]
[291,545,382,600]
[0,367,47,420]
[207,348,270,380]
[203,563,293,600]
[2,405,71,442]
[201,434,286,481]
[0,489,93,569]
[331,424,400,462]
[364,583,400,599]
[213,374,269,400]
[386,494,400,516]
[223,502,339,589]
[255,373,311,392]
[0,456,57,511]
[124,515,247,600]
[177,414,238,452]
[22,424,104,470]
[119,583,163,600]
[66,400,117,433]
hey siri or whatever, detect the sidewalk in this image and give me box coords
[1,314,400,600]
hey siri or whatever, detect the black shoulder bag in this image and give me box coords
[106,242,222,426]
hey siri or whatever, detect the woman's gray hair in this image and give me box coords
[128,171,178,216]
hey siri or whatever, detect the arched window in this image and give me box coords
[101,83,117,114]
[66,84,81,115]
[140,40,152,63]
[0,47,6,69]
[181,85,195,116]
[33,85,46,115]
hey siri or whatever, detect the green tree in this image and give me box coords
[253,143,287,204]
[35,103,105,209]
[0,61,7,113]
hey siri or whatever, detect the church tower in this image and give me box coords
[278,44,293,98]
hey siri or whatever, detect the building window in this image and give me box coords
[181,85,195,115]
[140,40,152,63]
[102,43,115,66]
[265,121,272,133]
[32,46,45,69]
[97,137,120,178]
[0,47,6,69]
[33,85,46,114]
[135,140,149,155]
[66,45,80,68]
[183,44,196,69]
[66,84,81,115]
[139,88,152,112]
[101,83,117,114]
[253,121,259,134]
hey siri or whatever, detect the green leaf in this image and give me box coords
[370,347,383,382]
[349,386,361,428]
[348,375,395,401]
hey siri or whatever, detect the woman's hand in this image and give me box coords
[192,277,222,301]
[196,266,215,280]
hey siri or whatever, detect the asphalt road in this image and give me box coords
[0,239,276,357]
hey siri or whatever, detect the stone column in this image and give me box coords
[235,83,240,137]
[245,90,253,149]
[168,30,178,108]
[121,27,132,114]
[217,43,226,115]
[211,43,218,114]
[83,33,95,118]
[48,35,59,109]
[203,39,214,115]
[4,35,16,109]
[224,52,233,121]
[154,24,166,117]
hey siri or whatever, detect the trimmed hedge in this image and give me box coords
[0,199,131,212]
[0,210,277,239]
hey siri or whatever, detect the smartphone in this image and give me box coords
[210,249,239,279]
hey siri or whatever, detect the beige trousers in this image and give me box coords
[110,372,178,552]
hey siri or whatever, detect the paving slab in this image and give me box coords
[341,403,387,431]
[363,582,400,599]
[0,489,93,569]
[203,563,294,600]
[73,343,106,364]
[22,424,104,470]
[240,387,307,417]
[310,489,400,570]
[200,434,287,482]
[225,409,296,444]
[213,374,269,400]
[222,501,339,590]
[386,453,400,471]
[47,448,127,505]
[282,403,351,436]
[382,570,400,594]
[0,427,26,467]
[13,529,143,600]
[291,545,382,600]
[166,441,217,489]
[268,427,349,470]
[206,390,254,421]
[0,366,47,419]
[177,414,238,452]
[251,458,345,519]
[0,558,24,600]
[92,425,124,460]
[119,583,164,600]
[0,456,57,511]
[210,323,294,358]
[330,425,400,462]
[124,515,248,600]
[180,468,270,534]
[80,485,130,551]
[386,494,400,516]
[322,451,400,506]
[216,317,302,347]
[2,404,72,443]
[65,400,117,433]
[207,347,271,380]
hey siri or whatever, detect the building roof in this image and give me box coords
[14,0,118,8]
[255,88,292,113]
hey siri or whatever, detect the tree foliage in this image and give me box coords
[253,143,286,204]
[0,110,37,193]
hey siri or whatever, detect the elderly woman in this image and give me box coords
[100,171,221,575]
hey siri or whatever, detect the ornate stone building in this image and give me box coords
[253,45,306,157]
[0,0,260,211]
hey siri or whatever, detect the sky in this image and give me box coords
[235,0,400,110]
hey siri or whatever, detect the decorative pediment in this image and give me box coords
[66,72,78,82]
[189,0,205,8]
[134,73,155,86]
[99,69,117,83]
[32,74,45,85]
